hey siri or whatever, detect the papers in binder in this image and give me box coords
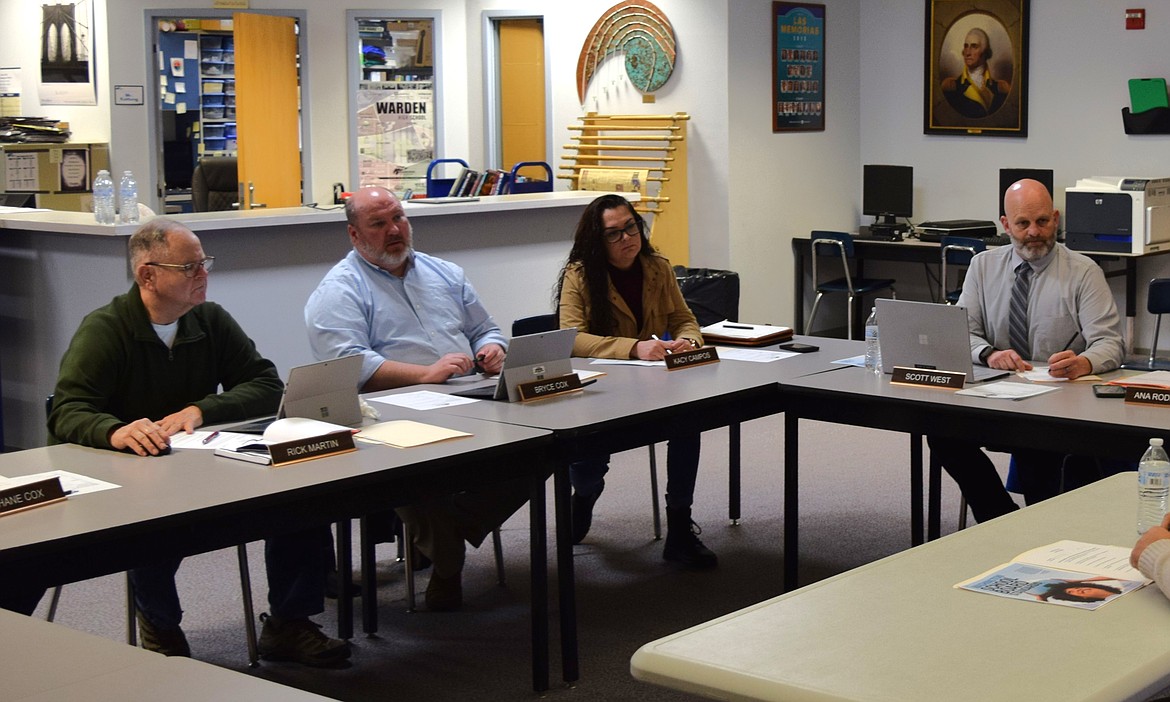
[699,320,794,346]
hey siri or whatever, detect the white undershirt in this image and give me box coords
[153,320,178,348]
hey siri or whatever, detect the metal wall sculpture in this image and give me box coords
[576,0,677,104]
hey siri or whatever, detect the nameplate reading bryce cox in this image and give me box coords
[518,373,584,402]
[664,346,720,371]
[0,476,67,517]
[1125,386,1170,407]
[267,430,357,467]
[891,366,965,390]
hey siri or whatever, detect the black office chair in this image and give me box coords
[1124,278,1170,371]
[939,236,986,304]
[191,157,239,212]
[805,231,896,339]
[43,395,258,663]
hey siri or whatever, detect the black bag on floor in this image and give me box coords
[673,266,740,327]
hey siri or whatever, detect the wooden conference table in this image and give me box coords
[0,407,557,692]
[1,608,336,701]
[632,473,1170,702]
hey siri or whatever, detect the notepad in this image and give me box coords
[699,320,794,346]
[356,420,471,448]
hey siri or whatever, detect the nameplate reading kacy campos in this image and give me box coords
[267,430,357,467]
[1125,386,1170,407]
[0,476,68,517]
[664,346,720,371]
[518,373,584,401]
[891,366,965,390]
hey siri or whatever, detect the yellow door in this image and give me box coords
[233,13,301,209]
[498,19,546,170]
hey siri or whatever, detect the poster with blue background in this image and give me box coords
[773,3,825,131]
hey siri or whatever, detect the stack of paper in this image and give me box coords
[700,320,793,346]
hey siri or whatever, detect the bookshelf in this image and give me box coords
[559,112,690,265]
[198,32,236,157]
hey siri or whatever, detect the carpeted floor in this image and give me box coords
[32,417,1007,700]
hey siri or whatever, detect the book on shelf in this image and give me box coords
[447,168,475,197]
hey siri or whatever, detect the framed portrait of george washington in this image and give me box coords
[924,0,1029,136]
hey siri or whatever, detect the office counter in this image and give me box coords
[0,192,613,449]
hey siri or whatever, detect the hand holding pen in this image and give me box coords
[1047,330,1090,379]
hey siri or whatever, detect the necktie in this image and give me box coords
[1009,262,1032,359]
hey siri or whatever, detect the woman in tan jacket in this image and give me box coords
[554,194,716,569]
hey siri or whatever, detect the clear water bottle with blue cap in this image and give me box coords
[1137,438,1170,535]
[864,306,881,374]
[92,169,115,224]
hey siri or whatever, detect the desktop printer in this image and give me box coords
[916,219,998,242]
[1065,177,1170,254]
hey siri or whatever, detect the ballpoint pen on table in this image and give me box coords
[723,324,753,330]
[201,430,220,445]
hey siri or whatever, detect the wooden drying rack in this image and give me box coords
[559,112,690,265]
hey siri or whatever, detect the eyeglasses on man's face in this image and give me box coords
[602,221,642,244]
[145,256,215,278]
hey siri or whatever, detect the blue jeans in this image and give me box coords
[129,526,330,629]
[570,432,701,509]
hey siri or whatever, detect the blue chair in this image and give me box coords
[805,231,896,339]
[939,236,986,304]
[1124,278,1170,371]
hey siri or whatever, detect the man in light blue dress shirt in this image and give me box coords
[305,186,526,611]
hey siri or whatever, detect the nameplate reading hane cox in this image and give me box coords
[1125,386,1170,407]
[0,476,67,517]
[267,430,357,467]
[664,346,720,371]
[518,372,585,402]
[890,366,965,390]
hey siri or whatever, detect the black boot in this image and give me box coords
[663,506,718,570]
[571,480,605,544]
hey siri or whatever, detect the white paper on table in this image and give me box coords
[589,358,664,367]
[717,347,797,363]
[575,369,606,380]
[956,380,1061,400]
[263,417,354,443]
[832,355,867,368]
[369,390,480,410]
[0,470,120,495]
[357,420,471,448]
[170,430,261,451]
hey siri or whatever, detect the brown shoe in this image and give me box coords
[258,613,351,668]
[424,571,463,612]
[137,611,191,657]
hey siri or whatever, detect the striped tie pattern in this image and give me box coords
[1009,262,1032,359]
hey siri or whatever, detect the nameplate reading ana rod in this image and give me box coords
[267,430,357,467]
[890,366,965,390]
[664,346,720,371]
[0,477,68,517]
[1125,387,1170,407]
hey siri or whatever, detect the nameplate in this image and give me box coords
[1125,386,1170,407]
[890,366,965,390]
[664,346,720,371]
[518,373,583,401]
[267,430,357,467]
[0,477,67,517]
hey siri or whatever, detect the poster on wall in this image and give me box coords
[772,2,825,132]
[354,82,435,196]
[923,0,1029,136]
[38,0,97,106]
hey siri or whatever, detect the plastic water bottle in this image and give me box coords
[1137,438,1170,535]
[864,306,881,374]
[118,171,139,224]
[92,169,115,224]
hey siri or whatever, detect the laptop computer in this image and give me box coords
[876,299,1009,384]
[452,328,577,402]
[228,354,364,433]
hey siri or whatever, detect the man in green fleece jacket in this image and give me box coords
[40,218,349,667]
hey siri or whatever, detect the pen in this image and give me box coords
[651,334,672,354]
[1062,330,1081,352]
[201,430,220,445]
[724,324,753,330]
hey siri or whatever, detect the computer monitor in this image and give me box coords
[999,168,1054,217]
[862,165,913,227]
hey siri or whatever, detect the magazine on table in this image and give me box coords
[955,540,1150,610]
